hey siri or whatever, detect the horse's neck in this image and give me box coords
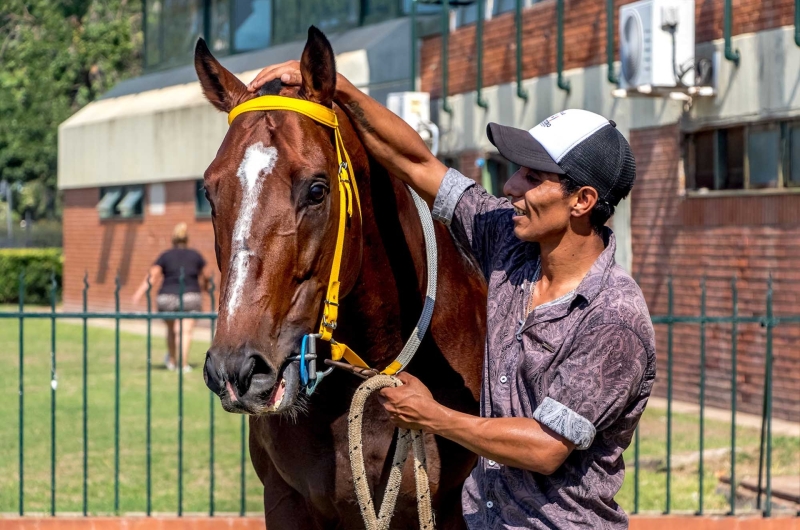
[338,160,428,368]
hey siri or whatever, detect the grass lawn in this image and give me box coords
[1,316,797,516]
[616,403,799,513]
[0,316,263,515]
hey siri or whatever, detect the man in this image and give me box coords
[249,63,656,529]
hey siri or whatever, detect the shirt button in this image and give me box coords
[487,459,496,466]
[486,501,494,509]
[499,375,508,384]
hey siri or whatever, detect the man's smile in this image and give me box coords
[512,203,528,217]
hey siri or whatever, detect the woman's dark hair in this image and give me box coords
[559,177,614,234]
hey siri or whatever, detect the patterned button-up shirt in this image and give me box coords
[432,169,657,529]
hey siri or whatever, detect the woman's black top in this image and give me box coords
[155,248,206,295]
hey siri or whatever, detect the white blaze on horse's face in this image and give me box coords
[226,142,278,322]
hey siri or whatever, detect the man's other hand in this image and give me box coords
[378,372,441,431]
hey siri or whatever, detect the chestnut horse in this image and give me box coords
[195,27,486,529]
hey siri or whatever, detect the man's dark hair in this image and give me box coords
[559,177,615,234]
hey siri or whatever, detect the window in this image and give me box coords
[455,0,539,28]
[196,180,213,216]
[686,121,800,192]
[98,186,144,219]
[232,0,272,51]
[145,0,405,70]
[271,0,359,45]
[788,124,800,187]
[486,156,519,197]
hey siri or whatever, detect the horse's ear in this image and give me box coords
[299,26,336,107]
[194,38,247,113]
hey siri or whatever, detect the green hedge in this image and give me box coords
[0,248,63,305]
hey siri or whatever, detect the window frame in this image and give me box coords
[98,185,145,220]
[684,120,800,198]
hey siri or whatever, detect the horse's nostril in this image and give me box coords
[237,356,256,396]
[237,352,275,397]
[204,351,222,394]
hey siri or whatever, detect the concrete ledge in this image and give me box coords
[3,516,799,529]
[0,517,265,530]
[630,516,800,529]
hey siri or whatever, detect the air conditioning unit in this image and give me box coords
[619,0,695,90]
[386,92,440,156]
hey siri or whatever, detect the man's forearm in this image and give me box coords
[424,405,574,475]
[335,76,446,205]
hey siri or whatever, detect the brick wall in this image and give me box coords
[62,180,217,312]
[421,0,796,97]
[630,125,800,421]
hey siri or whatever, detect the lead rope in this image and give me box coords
[348,375,435,530]
[347,186,438,530]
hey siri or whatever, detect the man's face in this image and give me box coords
[503,167,571,243]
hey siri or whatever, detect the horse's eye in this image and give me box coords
[309,183,327,204]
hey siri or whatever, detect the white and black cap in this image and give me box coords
[486,109,636,206]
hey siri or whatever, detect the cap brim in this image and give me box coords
[486,123,565,175]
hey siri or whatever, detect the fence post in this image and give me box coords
[18,270,25,516]
[764,277,774,516]
[49,273,57,516]
[114,274,121,514]
[634,425,640,514]
[209,276,216,517]
[178,268,185,516]
[756,276,774,516]
[729,275,738,515]
[240,416,247,516]
[665,277,673,514]
[82,273,89,516]
[698,277,706,514]
[146,275,153,516]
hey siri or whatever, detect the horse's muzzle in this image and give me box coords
[204,345,280,413]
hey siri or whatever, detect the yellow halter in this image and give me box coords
[228,95,392,373]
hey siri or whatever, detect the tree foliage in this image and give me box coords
[0,0,142,218]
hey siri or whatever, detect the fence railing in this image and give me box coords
[0,274,798,517]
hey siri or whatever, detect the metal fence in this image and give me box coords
[0,273,798,517]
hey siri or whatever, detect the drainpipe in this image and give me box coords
[795,0,800,47]
[410,0,417,91]
[556,0,571,93]
[724,0,740,65]
[606,0,619,84]
[515,0,528,100]
[142,0,148,69]
[442,0,453,114]
[476,0,489,108]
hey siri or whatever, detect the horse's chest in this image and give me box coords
[256,399,399,509]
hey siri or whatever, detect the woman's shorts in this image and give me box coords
[156,292,203,313]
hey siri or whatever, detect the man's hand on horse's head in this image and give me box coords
[378,373,442,432]
[248,60,302,92]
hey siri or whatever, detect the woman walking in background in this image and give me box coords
[133,223,211,372]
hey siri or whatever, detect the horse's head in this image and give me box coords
[195,28,362,416]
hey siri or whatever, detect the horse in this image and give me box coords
[195,27,487,529]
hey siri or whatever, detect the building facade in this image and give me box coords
[417,0,800,421]
[59,0,800,420]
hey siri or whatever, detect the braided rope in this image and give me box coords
[348,375,435,530]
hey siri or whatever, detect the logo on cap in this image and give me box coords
[538,111,567,128]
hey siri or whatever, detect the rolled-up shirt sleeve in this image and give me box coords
[532,324,648,450]
[432,168,514,276]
